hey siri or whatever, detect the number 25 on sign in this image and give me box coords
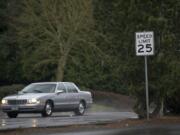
[135,32,154,56]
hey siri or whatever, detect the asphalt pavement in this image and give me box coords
[0,109,137,130]
[0,93,137,131]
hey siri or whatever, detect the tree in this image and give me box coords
[16,0,94,81]
[0,0,22,84]
[93,0,180,117]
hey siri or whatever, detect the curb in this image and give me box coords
[0,119,123,132]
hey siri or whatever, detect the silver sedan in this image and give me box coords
[1,82,93,118]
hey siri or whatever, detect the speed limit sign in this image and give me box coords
[135,32,154,56]
[135,31,155,120]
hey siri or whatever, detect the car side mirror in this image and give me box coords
[55,90,64,95]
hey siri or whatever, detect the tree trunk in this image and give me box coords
[151,98,164,118]
[152,102,161,117]
[159,98,164,117]
[56,54,68,81]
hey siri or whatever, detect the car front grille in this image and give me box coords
[8,100,27,105]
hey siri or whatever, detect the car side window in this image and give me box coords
[65,83,78,93]
[57,83,66,93]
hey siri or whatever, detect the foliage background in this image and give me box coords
[0,0,179,116]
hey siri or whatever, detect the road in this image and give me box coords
[0,92,137,131]
[0,111,137,130]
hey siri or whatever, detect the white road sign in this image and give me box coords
[135,32,154,56]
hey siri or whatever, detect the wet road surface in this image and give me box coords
[0,93,137,131]
[0,111,137,130]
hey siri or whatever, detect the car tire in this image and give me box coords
[74,101,86,116]
[41,101,53,117]
[7,112,18,118]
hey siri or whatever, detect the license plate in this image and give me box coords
[11,106,18,111]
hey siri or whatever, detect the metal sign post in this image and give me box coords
[135,31,154,120]
[144,56,149,120]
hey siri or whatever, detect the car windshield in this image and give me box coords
[21,83,56,93]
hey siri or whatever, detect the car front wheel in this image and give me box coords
[7,112,18,118]
[74,101,86,116]
[41,101,53,117]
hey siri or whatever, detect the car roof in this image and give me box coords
[32,82,74,84]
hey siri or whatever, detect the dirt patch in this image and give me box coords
[104,116,180,129]
[91,91,135,112]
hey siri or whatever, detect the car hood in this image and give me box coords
[3,93,53,100]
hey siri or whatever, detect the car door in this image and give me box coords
[53,82,69,110]
[64,82,80,109]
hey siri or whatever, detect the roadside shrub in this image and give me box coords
[0,84,24,100]
[165,90,180,114]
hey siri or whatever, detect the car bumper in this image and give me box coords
[1,104,44,113]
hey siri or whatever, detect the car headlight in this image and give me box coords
[1,99,7,104]
[28,98,40,104]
